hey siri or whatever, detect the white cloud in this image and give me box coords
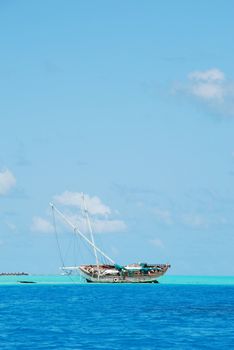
[150,238,164,248]
[59,212,126,234]
[31,216,54,233]
[191,82,224,101]
[51,191,127,234]
[188,68,225,101]
[181,213,208,229]
[5,221,17,231]
[188,68,225,82]
[153,207,173,225]
[54,191,111,216]
[0,169,16,195]
[174,68,234,117]
[92,219,127,233]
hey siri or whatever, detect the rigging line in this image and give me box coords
[63,234,73,263]
[52,206,65,268]
[51,206,83,285]
[50,203,115,264]
[79,233,96,263]
[82,193,100,271]
[64,261,80,285]
[63,227,79,263]
[73,229,78,267]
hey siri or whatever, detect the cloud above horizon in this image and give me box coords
[33,191,127,234]
[153,207,173,225]
[54,191,111,216]
[31,216,54,233]
[174,68,234,117]
[152,206,208,229]
[150,238,164,249]
[63,214,127,234]
[0,169,16,195]
[146,186,233,230]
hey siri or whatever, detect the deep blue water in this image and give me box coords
[0,284,233,349]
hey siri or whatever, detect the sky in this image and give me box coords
[0,0,234,275]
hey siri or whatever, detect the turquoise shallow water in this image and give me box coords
[0,282,233,349]
[0,274,234,285]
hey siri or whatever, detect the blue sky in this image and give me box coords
[0,1,234,275]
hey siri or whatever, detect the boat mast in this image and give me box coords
[50,203,115,265]
[82,193,100,273]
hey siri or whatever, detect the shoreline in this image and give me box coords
[0,275,233,286]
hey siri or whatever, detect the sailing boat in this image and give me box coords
[50,200,170,283]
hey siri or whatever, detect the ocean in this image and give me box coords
[0,276,233,349]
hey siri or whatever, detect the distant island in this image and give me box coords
[0,272,29,276]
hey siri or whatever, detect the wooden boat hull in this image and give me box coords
[79,264,170,284]
[84,276,159,283]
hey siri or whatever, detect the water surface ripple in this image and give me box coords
[0,284,233,349]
